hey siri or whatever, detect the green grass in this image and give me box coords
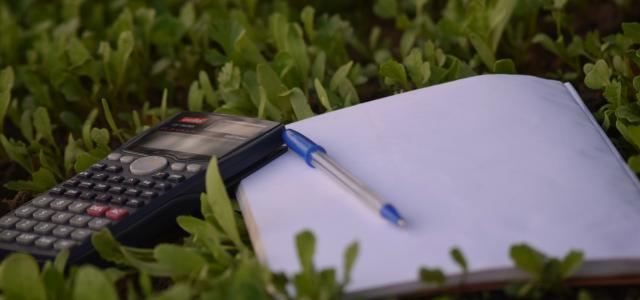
[0,0,639,298]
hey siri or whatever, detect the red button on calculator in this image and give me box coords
[105,208,129,221]
[86,204,109,217]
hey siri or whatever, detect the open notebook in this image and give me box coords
[236,75,640,297]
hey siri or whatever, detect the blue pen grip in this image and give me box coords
[282,129,326,167]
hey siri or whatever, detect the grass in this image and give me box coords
[0,0,639,299]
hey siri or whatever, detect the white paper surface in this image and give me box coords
[238,75,640,292]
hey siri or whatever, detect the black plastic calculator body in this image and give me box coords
[0,112,284,263]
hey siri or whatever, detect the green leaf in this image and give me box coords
[493,59,517,74]
[154,244,206,278]
[101,98,123,143]
[419,267,446,286]
[285,88,315,120]
[92,229,127,264]
[33,107,55,146]
[179,2,195,29]
[467,30,496,69]
[149,283,192,300]
[152,15,185,46]
[187,81,204,112]
[312,51,326,83]
[54,249,70,273]
[91,128,110,146]
[257,64,289,116]
[560,250,584,279]
[510,244,546,279]
[342,242,359,284]
[160,88,168,120]
[584,60,611,90]
[314,79,332,112]
[450,247,468,273]
[72,266,119,300]
[603,80,623,105]
[0,66,14,133]
[0,253,47,300]
[622,22,640,43]
[0,135,32,173]
[628,155,640,173]
[205,157,244,248]
[380,60,409,90]
[199,71,217,109]
[82,109,99,149]
[296,230,316,274]
[301,6,315,40]
[373,0,397,19]
[330,61,353,91]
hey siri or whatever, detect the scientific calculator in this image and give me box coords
[0,112,284,263]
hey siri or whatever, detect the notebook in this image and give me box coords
[236,75,640,297]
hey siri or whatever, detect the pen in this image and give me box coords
[282,129,407,227]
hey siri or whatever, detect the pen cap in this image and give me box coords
[282,129,326,167]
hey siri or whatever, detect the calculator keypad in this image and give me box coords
[0,152,203,254]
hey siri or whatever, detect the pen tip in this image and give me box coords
[396,219,407,227]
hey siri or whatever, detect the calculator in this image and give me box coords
[0,112,284,263]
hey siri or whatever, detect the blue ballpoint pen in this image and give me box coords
[282,129,407,227]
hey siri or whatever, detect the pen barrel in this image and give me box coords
[311,152,385,211]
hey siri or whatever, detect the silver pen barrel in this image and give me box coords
[311,152,385,211]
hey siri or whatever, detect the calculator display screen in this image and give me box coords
[126,113,271,159]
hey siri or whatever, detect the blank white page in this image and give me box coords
[237,75,640,292]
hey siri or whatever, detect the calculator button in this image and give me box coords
[105,165,123,173]
[79,191,97,200]
[16,233,38,245]
[77,171,93,178]
[15,206,37,217]
[126,199,144,208]
[69,215,92,227]
[186,164,202,172]
[0,230,19,241]
[53,239,76,250]
[120,156,135,163]
[130,156,168,176]
[53,226,74,237]
[0,216,19,228]
[34,222,56,234]
[71,229,93,241]
[33,209,55,221]
[171,163,186,171]
[50,199,72,210]
[111,196,127,205]
[35,236,57,248]
[105,208,129,221]
[53,226,74,238]
[167,174,185,183]
[139,180,155,188]
[15,219,38,231]
[68,202,91,213]
[94,183,110,191]
[152,172,169,180]
[91,163,106,171]
[107,153,122,161]
[64,189,81,198]
[63,179,80,187]
[93,173,109,181]
[124,188,141,197]
[107,176,124,183]
[140,191,157,199]
[95,194,112,202]
[86,204,109,217]
[154,182,172,191]
[109,186,125,194]
[124,178,140,185]
[78,181,95,189]
[49,187,66,195]
[51,212,73,224]
[88,218,110,230]
[32,196,54,207]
